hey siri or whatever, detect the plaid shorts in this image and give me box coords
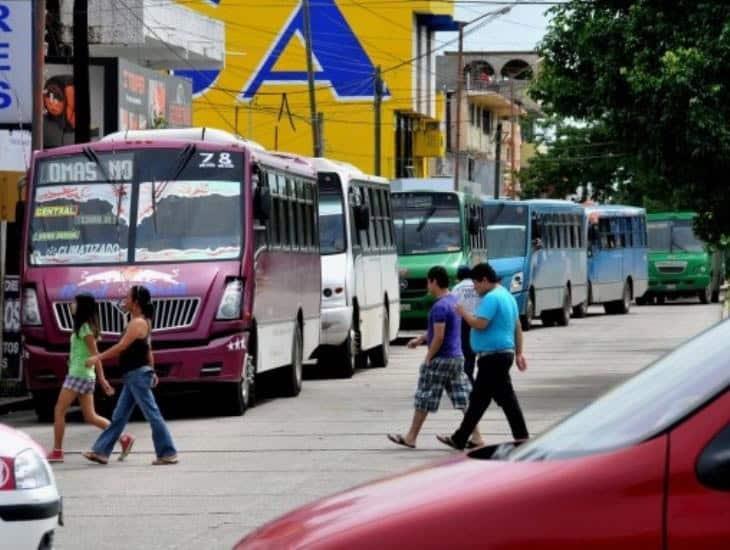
[62,375,96,395]
[414,357,472,413]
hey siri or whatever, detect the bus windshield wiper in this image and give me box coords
[170,143,197,181]
[417,207,436,233]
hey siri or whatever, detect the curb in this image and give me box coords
[0,396,33,416]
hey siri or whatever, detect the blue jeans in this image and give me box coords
[92,366,177,459]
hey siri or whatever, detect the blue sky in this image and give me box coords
[452,3,552,52]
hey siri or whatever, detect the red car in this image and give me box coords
[236,320,730,549]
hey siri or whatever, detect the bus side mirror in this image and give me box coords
[254,185,272,222]
[468,216,480,236]
[354,204,370,231]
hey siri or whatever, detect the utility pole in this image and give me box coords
[234,105,240,135]
[32,0,46,152]
[73,0,91,143]
[302,0,321,157]
[317,112,324,156]
[373,66,383,176]
[494,122,502,199]
[453,22,465,191]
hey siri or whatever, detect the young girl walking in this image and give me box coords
[47,294,134,463]
[83,285,178,466]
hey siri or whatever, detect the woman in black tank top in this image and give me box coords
[83,286,178,466]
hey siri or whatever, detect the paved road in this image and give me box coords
[3,300,723,549]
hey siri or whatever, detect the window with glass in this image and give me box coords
[484,203,528,259]
[392,192,462,255]
[30,150,243,265]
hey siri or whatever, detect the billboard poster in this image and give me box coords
[118,59,192,131]
[1,275,21,380]
[0,1,32,125]
[42,64,106,149]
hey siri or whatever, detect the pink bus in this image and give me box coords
[21,128,321,419]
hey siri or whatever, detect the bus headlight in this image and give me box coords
[510,272,524,293]
[22,288,42,326]
[217,280,243,320]
[14,449,51,490]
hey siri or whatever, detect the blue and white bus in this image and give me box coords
[584,205,648,314]
[484,199,588,330]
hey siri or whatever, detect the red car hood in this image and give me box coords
[237,437,666,550]
[237,451,565,549]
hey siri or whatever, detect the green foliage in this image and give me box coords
[524,0,730,244]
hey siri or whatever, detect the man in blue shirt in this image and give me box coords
[388,266,483,449]
[438,263,529,450]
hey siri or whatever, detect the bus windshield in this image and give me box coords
[485,204,528,259]
[29,149,243,265]
[647,220,704,253]
[392,193,462,255]
[318,175,346,255]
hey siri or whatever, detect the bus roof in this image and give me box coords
[272,153,388,185]
[390,178,482,196]
[34,129,316,179]
[101,127,266,150]
[647,211,696,221]
[520,199,585,213]
[584,204,646,217]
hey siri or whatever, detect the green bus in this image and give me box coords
[391,178,487,326]
[641,212,725,304]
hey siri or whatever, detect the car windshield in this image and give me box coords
[392,192,462,255]
[485,204,529,259]
[509,320,730,461]
[318,175,346,255]
[671,220,705,253]
[29,150,243,265]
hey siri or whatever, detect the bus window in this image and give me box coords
[531,216,542,249]
[319,175,345,254]
[392,192,462,255]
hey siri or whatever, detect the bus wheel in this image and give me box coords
[699,286,711,304]
[222,352,256,416]
[281,323,303,397]
[556,287,571,327]
[572,298,588,318]
[656,294,666,305]
[521,294,534,331]
[369,308,390,368]
[333,328,357,379]
[635,295,647,306]
[711,289,720,303]
[32,391,55,423]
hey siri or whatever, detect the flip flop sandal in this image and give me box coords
[152,455,179,466]
[387,433,416,449]
[82,451,109,465]
[436,434,464,451]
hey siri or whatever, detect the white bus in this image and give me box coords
[312,158,400,377]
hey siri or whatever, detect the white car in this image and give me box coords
[0,424,61,550]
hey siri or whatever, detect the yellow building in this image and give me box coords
[178,0,457,178]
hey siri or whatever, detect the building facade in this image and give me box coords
[177,0,458,178]
[436,51,541,197]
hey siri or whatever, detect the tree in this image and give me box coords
[526,0,730,244]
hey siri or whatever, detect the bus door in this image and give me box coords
[594,216,624,302]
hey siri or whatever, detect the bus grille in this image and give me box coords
[656,262,687,275]
[54,298,200,335]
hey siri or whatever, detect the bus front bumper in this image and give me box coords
[647,274,711,295]
[399,293,433,321]
[24,333,250,391]
[319,305,352,347]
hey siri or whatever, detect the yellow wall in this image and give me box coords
[180,0,453,178]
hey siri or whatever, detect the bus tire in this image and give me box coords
[711,289,720,303]
[281,323,303,397]
[656,294,666,305]
[221,350,256,416]
[556,287,571,327]
[635,295,648,306]
[699,286,711,304]
[369,308,390,368]
[32,391,55,423]
[521,293,534,331]
[333,329,357,379]
[572,298,588,318]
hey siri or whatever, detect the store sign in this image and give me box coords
[0,2,32,125]
[2,275,21,380]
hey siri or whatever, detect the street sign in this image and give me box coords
[0,1,32,125]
